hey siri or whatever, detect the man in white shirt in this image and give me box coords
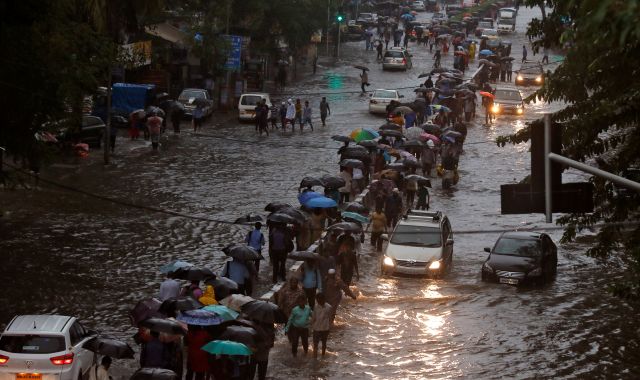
[158,274,181,301]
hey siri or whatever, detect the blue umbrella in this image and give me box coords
[304,196,338,209]
[479,49,493,56]
[430,104,452,113]
[160,260,193,274]
[202,305,239,322]
[177,309,225,326]
[201,340,252,356]
[297,191,323,205]
[341,211,369,224]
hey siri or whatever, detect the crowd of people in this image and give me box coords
[252,97,332,136]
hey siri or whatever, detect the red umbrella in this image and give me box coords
[479,91,495,99]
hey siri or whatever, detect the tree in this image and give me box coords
[499,0,640,298]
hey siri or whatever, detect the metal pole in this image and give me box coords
[337,21,341,58]
[549,153,640,193]
[104,67,112,165]
[326,0,330,56]
[544,114,552,222]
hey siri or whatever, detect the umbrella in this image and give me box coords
[443,135,456,143]
[420,132,441,143]
[402,159,421,169]
[298,191,323,205]
[455,89,474,97]
[357,139,379,148]
[405,127,423,140]
[417,73,431,78]
[443,130,463,138]
[160,260,193,274]
[170,101,185,113]
[350,128,380,142]
[421,123,442,134]
[437,77,458,85]
[288,251,323,261]
[170,267,216,281]
[203,305,240,322]
[205,277,240,300]
[159,297,203,315]
[479,91,495,99]
[140,318,186,335]
[436,33,451,39]
[479,49,494,56]
[264,202,292,212]
[430,104,452,112]
[379,130,404,138]
[339,159,364,169]
[145,106,165,118]
[380,122,403,131]
[131,368,178,380]
[241,300,287,324]
[393,106,414,114]
[129,298,164,326]
[501,56,515,61]
[201,340,252,356]
[400,139,424,148]
[386,162,406,171]
[305,196,338,209]
[222,244,262,261]
[341,212,369,224]
[331,135,354,143]
[431,68,448,74]
[353,65,369,71]
[404,174,432,187]
[343,202,369,215]
[219,294,255,312]
[300,176,323,188]
[341,145,370,155]
[275,207,309,224]
[326,222,362,234]
[320,174,346,189]
[83,336,135,359]
[267,212,297,225]
[177,309,224,326]
[219,326,263,348]
[233,213,264,225]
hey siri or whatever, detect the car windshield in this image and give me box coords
[385,51,404,58]
[0,335,66,354]
[373,90,397,99]
[479,22,492,28]
[493,238,541,257]
[495,90,522,101]
[240,96,264,106]
[390,225,442,247]
[483,29,498,36]
[499,10,515,19]
[179,90,206,100]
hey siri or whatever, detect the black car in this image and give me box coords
[515,63,544,86]
[56,116,106,147]
[481,231,558,286]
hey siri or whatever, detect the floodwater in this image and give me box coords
[1,6,639,380]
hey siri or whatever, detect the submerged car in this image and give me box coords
[369,89,403,114]
[381,210,453,277]
[491,86,524,115]
[481,232,558,286]
[382,48,413,71]
[515,64,544,86]
[55,116,106,147]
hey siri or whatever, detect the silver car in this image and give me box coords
[382,48,413,71]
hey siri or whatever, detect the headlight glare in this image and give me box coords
[429,260,441,270]
[383,256,395,267]
[535,76,542,82]
[491,104,500,113]
[517,75,524,81]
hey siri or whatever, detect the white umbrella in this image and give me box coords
[405,127,423,140]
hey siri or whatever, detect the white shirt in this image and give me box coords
[352,168,364,180]
[159,279,181,301]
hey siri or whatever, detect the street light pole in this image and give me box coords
[337,21,341,58]
[326,0,330,56]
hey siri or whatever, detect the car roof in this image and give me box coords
[241,93,270,97]
[495,85,520,92]
[500,231,542,239]
[373,89,398,93]
[4,315,74,334]
[397,210,444,227]
[181,88,206,92]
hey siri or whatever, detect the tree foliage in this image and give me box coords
[499,0,640,298]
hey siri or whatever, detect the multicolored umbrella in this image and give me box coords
[201,340,252,356]
[350,128,380,142]
[430,104,452,112]
[203,305,240,321]
[177,309,225,326]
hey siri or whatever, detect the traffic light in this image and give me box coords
[336,7,344,22]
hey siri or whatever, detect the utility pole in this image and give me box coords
[544,113,552,222]
[104,65,112,165]
[326,0,330,56]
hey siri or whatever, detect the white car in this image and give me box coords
[0,315,96,380]
[381,210,454,276]
[369,89,403,114]
[237,93,272,121]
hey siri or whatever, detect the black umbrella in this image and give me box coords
[130,368,178,380]
[145,106,165,118]
[288,251,323,261]
[421,123,442,134]
[241,300,287,324]
[140,318,186,335]
[264,202,292,212]
[339,159,364,169]
[343,202,369,215]
[234,213,264,225]
[326,222,363,234]
[357,139,379,148]
[222,244,263,261]
[170,101,185,113]
[129,298,164,327]
[400,140,424,148]
[404,174,432,187]
[331,135,354,143]
[386,162,406,171]
[83,336,135,359]
[418,73,431,78]
[341,149,370,161]
[159,297,203,315]
[300,176,323,189]
[380,130,404,138]
[353,65,369,71]
[500,56,515,61]
[219,326,263,348]
[267,212,297,225]
[275,207,309,224]
[402,159,422,169]
[170,267,216,281]
[205,277,240,300]
[379,122,403,131]
[342,145,369,155]
[320,174,346,189]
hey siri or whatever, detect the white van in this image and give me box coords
[237,93,272,121]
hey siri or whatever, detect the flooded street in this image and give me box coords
[1,6,639,380]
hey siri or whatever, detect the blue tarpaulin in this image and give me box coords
[112,83,156,114]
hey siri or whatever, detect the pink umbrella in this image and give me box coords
[399,151,416,161]
[420,132,441,144]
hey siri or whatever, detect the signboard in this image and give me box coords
[120,40,152,68]
[223,35,242,71]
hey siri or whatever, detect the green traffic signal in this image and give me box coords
[336,14,344,22]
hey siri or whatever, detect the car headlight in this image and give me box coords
[491,104,500,113]
[429,260,441,270]
[529,267,542,276]
[383,256,395,267]
[535,76,542,82]
[516,75,523,81]
[516,106,524,114]
[482,262,493,272]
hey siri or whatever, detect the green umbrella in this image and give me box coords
[201,340,252,356]
[202,305,239,322]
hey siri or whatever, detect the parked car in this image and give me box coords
[177,88,214,119]
[369,89,403,114]
[356,13,378,26]
[515,63,544,86]
[381,210,453,277]
[55,116,106,147]
[382,47,413,71]
[481,232,558,285]
[475,19,494,37]
[491,85,524,115]
[410,1,425,11]
[481,28,499,40]
[237,93,272,122]
[0,315,96,380]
